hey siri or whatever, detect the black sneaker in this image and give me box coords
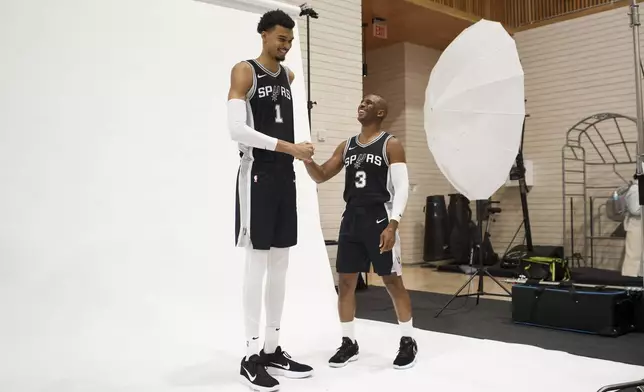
[328,337,359,368]
[260,346,314,379]
[239,354,280,392]
[393,337,417,370]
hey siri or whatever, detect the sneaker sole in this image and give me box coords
[266,366,313,379]
[328,353,359,368]
[393,356,417,370]
[239,375,280,392]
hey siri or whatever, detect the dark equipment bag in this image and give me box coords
[512,282,636,336]
[518,256,571,282]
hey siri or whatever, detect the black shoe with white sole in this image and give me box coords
[393,336,417,370]
[260,346,314,379]
[240,354,280,392]
[328,337,360,368]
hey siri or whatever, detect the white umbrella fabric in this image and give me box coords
[424,19,525,201]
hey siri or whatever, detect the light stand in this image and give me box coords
[512,114,533,251]
[500,113,535,262]
[435,199,512,318]
[596,1,644,391]
[501,113,534,259]
[299,3,318,130]
[630,0,644,278]
[435,110,531,319]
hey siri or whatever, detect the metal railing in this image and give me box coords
[420,0,506,21]
[506,0,623,29]
[421,0,629,29]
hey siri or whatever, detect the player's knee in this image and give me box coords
[382,275,405,292]
[337,274,359,297]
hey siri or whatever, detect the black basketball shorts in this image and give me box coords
[235,160,297,250]
[336,205,402,277]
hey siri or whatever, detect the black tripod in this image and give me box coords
[499,113,538,269]
[435,199,511,318]
[513,114,533,252]
[298,4,318,130]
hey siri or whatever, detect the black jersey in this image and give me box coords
[242,59,294,165]
[342,131,395,207]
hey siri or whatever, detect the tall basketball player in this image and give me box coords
[303,94,418,370]
[227,9,314,392]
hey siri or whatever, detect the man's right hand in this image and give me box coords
[301,140,346,184]
[290,142,315,162]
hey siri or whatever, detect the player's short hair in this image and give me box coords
[257,9,295,34]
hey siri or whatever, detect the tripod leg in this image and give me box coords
[502,220,524,259]
[476,270,483,305]
[483,268,512,295]
[434,271,478,318]
[472,244,482,305]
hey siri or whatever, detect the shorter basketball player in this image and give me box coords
[303,94,417,369]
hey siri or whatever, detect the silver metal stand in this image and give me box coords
[596,379,644,392]
[631,0,644,268]
[597,1,644,391]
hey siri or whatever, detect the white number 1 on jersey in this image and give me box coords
[275,104,283,123]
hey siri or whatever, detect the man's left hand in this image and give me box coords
[379,222,397,253]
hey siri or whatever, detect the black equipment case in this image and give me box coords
[512,282,637,336]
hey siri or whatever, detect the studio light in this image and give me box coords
[424,19,525,201]
[424,19,525,316]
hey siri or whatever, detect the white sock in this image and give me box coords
[264,326,280,354]
[341,320,355,342]
[264,247,289,354]
[399,318,414,338]
[243,248,268,360]
[246,337,260,360]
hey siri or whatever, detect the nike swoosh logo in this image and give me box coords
[258,74,267,78]
[243,366,256,381]
[271,362,290,370]
[348,146,357,150]
[377,218,387,224]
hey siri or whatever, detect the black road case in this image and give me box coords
[512,282,636,336]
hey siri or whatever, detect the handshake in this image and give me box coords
[286,141,315,163]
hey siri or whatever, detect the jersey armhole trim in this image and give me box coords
[282,65,293,84]
[383,134,394,166]
[342,137,353,161]
[243,60,257,100]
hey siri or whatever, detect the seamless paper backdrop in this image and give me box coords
[0,0,338,390]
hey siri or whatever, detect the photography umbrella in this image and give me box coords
[424,19,525,317]
[424,19,525,201]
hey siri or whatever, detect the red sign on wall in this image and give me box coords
[373,22,387,39]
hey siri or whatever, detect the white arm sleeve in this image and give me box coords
[389,163,409,222]
[227,99,278,151]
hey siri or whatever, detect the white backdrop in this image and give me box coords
[0,0,338,390]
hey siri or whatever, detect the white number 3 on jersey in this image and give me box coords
[355,170,367,188]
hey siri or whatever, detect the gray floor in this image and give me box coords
[355,286,644,367]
